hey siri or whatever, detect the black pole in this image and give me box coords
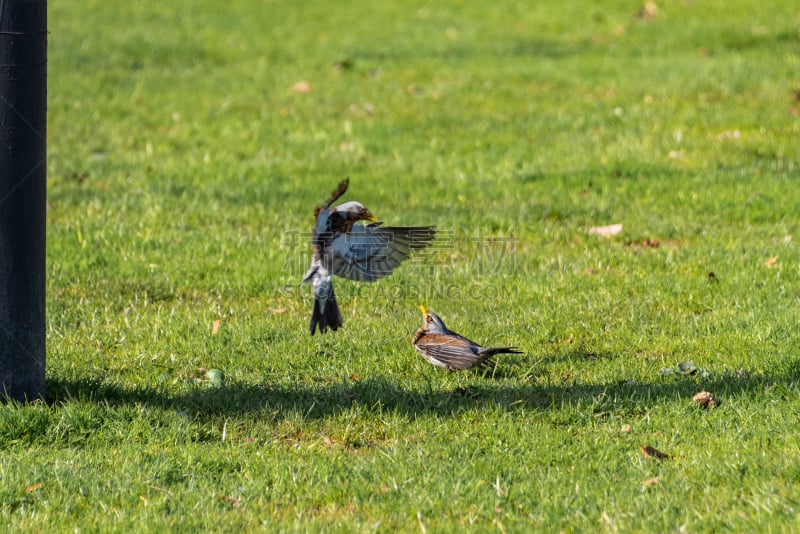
[0,0,47,402]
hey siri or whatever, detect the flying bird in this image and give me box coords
[302,179,436,335]
[412,305,521,370]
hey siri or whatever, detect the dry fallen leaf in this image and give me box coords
[267,307,286,314]
[627,238,660,249]
[289,80,311,93]
[621,424,632,433]
[640,445,671,460]
[637,0,658,19]
[589,223,623,238]
[212,319,222,335]
[218,495,242,508]
[764,256,778,268]
[643,477,660,487]
[350,373,360,382]
[693,390,718,409]
[25,482,43,493]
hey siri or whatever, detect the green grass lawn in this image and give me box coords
[3,0,800,530]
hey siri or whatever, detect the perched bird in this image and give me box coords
[412,305,522,370]
[302,179,436,335]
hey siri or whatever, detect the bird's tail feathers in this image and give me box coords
[309,288,344,335]
[478,346,523,357]
[470,347,522,371]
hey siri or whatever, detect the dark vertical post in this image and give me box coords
[0,0,47,402]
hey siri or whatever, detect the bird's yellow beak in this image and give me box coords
[418,305,427,317]
[365,212,378,222]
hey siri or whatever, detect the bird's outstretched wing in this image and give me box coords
[328,224,436,282]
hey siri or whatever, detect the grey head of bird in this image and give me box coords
[418,305,450,335]
[332,201,378,222]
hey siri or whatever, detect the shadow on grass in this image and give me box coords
[351,38,589,62]
[45,357,800,420]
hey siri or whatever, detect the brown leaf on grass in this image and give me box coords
[627,238,660,249]
[637,0,658,19]
[350,373,360,382]
[267,307,286,314]
[290,80,311,93]
[692,390,718,409]
[621,424,632,433]
[643,477,660,487]
[218,495,242,508]
[25,482,43,493]
[640,445,671,460]
[589,223,623,238]
[212,319,222,335]
[764,256,778,268]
